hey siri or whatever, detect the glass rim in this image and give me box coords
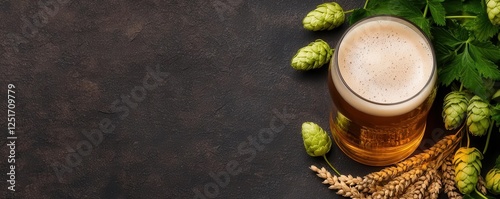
[333,15,437,106]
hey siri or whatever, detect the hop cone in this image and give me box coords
[486,168,500,195]
[303,2,345,31]
[453,147,484,194]
[487,0,500,25]
[467,95,491,136]
[442,91,469,130]
[291,39,333,71]
[301,122,332,157]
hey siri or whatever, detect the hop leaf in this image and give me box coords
[291,39,333,71]
[486,168,500,195]
[467,95,491,136]
[487,0,500,26]
[301,122,332,157]
[442,91,469,130]
[303,2,345,31]
[453,147,484,194]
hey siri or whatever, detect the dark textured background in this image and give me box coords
[0,0,499,198]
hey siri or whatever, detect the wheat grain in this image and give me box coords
[441,156,463,199]
[477,175,488,195]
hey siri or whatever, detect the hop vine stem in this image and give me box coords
[475,188,488,199]
[363,0,369,9]
[323,155,341,176]
[344,9,354,14]
[483,122,494,154]
[466,128,471,148]
[445,15,477,19]
[423,3,429,17]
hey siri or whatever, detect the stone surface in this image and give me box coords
[0,0,498,198]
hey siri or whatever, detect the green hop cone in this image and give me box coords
[453,147,484,194]
[303,2,345,31]
[486,167,500,195]
[487,0,500,25]
[301,122,332,157]
[442,91,469,130]
[487,155,500,195]
[467,95,491,136]
[291,39,333,71]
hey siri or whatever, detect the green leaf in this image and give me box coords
[491,103,500,125]
[348,0,400,24]
[428,0,446,26]
[462,0,483,15]
[438,61,460,86]
[473,58,500,80]
[348,8,368,25]
[461,47,488,98]
[463,11,500,41]
[469,40,500,62]
[434,42,457,63]
[408,16,431,38]
[465,40,500,83]
[392,0,424,18]
[438,39,500,99]
[492,90,500,101]
[380,0,431,37]
[432,27,464,48]
[442,0,463,15]
[402,0,427,8]
[364,0,400,15]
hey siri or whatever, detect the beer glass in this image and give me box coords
[328,16,437,166]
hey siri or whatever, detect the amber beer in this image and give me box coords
[328,16,437,166]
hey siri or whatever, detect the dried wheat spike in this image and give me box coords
[427,169,441,199]
[372,163,428,198]
[441,156,463,199]
[361,134,458,191]
[399,177,421,198]
[477,175,488,195]
[310,165,364,198]
[403,167,436,199]
[339,175,363,186]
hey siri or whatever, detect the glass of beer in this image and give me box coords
[328,16,437,166]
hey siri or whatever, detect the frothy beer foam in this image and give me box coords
[333,17,436,116]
